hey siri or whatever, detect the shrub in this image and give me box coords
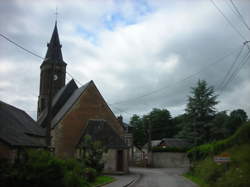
[187,122,250,161]
[64,171,90,187]
[0,150,91,187]
[83,167,97,182]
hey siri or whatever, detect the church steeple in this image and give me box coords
[44,22,64,62]
[37,22,67,118]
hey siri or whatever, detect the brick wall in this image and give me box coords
[52,82,125,159]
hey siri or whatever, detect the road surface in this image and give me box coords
[130,167,197,187]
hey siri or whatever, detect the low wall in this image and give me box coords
[152,152,190,168]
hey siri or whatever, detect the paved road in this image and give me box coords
[130,167,197,187]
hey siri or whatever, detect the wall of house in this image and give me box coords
[0,141,16,162]
[102,149,129,174]
[52,82,125,159]
[152,152,190,168]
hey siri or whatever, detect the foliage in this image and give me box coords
[83,167,97,182]
[152,146,189,152]
[184,172,209,187]
[80,135,106,175]
[130,114,147,148]
[188,144,250,187]
[0,150,90,187]
[90,175,115,187]
[130,108,175,148]
[144,108,173,140]
[187,122,250,161]
[226,109,248,135]
[178,80,219,145]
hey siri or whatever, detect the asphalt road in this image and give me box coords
[130,167,197,187]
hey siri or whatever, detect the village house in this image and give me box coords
[36,22,129,173]
[0,100,46,162]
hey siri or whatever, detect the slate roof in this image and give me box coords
[143,140,162,149]
[0,100,47,147]
[43,22,66,65]
[51,80,92,128]
[78,120,128,149]
[38,79,78,127]
[159,138,191,148]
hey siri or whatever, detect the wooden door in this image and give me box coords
[117,150,124,171]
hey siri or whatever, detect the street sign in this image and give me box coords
[214,152,231,163]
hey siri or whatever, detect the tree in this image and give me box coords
[80,135,106,174]
[226,109,248,135]
[130,114,147,148]
[178,80,219,144]
[130,108,174,148]
[143,108,174,140]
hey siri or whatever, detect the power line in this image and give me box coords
[210,0,247,41]
[110,47,239,106]
[229,0,250,30]
[66,71,83,86]
[0,31,129,116]
[0,32,84,86]
[216,44,245,90]
[0,33,44,59]
[220,49,250,91]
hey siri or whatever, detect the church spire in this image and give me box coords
[37,22,67,118]
[44,22,64,63]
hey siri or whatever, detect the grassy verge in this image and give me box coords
[90,176,116,187]
[183,173,208,187]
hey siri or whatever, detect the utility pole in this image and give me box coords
[147,118,152,167]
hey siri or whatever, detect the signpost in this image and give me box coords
[214,152,231,163]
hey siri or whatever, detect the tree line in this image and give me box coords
[130,80,248,148]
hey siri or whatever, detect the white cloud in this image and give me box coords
[0,0,249,122]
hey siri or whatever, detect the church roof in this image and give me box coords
[78,120,128,149]
[38,79,78,127]
[0,100,46,147]
[51,80,92,128]
[42,22,66,65]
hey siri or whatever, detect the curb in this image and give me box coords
[124,173,142,187]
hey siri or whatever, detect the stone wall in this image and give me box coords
[152,152,190,168]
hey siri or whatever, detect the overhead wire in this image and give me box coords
[229,0,250,30]
[216,44,245,90]
[210,0,247,41]
[110,47,240,106]
[0,31,128,115]
[220,49,250,91]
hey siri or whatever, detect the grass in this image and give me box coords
[185,122,250,187]
[183,173,208,187]
[90,175,116,187]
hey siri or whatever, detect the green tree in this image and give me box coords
[143,108,173,140]
[130,114,147,148]
[226,109,248,135]
[178,80,219,144]
[80,135,106,174]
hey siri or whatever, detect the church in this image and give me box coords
[36,22,129,173]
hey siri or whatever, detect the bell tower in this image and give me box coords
[37,22,67,118]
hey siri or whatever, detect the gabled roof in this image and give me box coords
[78,120,128,149]
[38,79,78,127]
[0,100,46,147]
[51,80,92,128]
[42,22,66,65]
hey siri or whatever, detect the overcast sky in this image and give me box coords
[0,0,249,122]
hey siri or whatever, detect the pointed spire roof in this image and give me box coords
[44,22,65,64]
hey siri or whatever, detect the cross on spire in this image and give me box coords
[55,6,59,22]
